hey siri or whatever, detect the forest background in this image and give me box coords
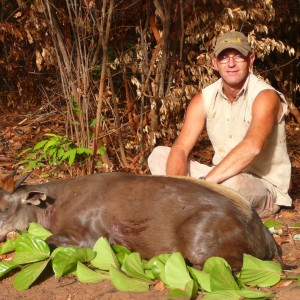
[0,0,299,177]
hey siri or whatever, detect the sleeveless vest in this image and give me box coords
[202,73,292,206]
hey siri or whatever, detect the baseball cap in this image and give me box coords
[214,31,252,57]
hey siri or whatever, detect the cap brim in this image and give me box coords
[215,45,250,57]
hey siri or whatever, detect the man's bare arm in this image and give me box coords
[205,89,282,183]
[166,93,206,175]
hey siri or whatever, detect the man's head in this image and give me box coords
[214,31,252,57]
[212,31,255,89]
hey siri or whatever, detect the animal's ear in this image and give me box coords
[0,171,17,194]
[21,191,47,206]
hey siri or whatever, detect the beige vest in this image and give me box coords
[202,73,292,206]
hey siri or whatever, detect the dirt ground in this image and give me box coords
[0,111,299,299]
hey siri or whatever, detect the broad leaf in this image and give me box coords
[91,237,120,270]
[188,266,211,292]
[263,220,284,228]
[76,261,110,283]
[121,252,152,282]
[148,256,168,283]
[210,259,239,291]
[52,247,95,278]
[202,290,241,300]
[237,288,274,298]
[237,254,282,287]
[165,252,192,289]
[13,259,50,290]
[13,236,50,264]
[109,265,149,292]
[0,237,20,255]
[27,222,53,240]
[0,261,20,278]
[52,247,77,277]
[203,288,274,300]
[112,244,132,255]
[167,288,190,299]
[184,279,199,299]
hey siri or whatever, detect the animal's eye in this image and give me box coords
[0,208,8,214]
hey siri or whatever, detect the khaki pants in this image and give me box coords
[148,146,280,218]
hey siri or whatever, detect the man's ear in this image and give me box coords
[212,57,219,71]
[248,52,255,68]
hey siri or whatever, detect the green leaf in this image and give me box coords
[209,258,239,291]
[91,237,120,270]
[44,139,57,153]
[0,237,20,255]
[203,288,274,300]
[44,133,59,138]
[237,288,274,298]
[76,261,109,283]
[237,254,282,287]
[18,147,33,157]
[121,252,152,282]
[147,256,167,283]
[112,244,132,265]
[165,252,192,289]
[263,220,284,228]
[109,265,149,292]
[52,247,95,278]
[33,140,48,150]
[188,266,211,292]
[13,259,50,291]
[167,288,191,299]
[27,222,53,240]
[0,261,20,279]
[13,236,50,264]
[292,223,300,228]
[97,146,106,156]
[184,279,198,299]
[76,148,93,155]
[68,148,77,165]
[202,290,241,300]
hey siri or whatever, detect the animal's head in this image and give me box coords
[0,170,46,241]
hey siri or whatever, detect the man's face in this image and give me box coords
[212,49,255,89]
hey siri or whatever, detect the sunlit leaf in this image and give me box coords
[263,220,284,228]
[188,266,211,292]
[165,252,192,289]
[237,254,282,287]
[0,261,20,278]
[13,236,50,264]
[121,252,152,281]
[209,258,239,291]
[110,265,149,292]
[76,261,109,283]
[52,247,95,278]
[52,247,77,277]
[147,256,167,283]
[0,237,20,255]
[167,288,190,299]
[91,237,120,270]
[27,222,53,240]
[13,259,50,291]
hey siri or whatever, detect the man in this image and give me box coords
[148,31,292,218]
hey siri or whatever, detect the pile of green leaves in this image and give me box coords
[0,223,298,300]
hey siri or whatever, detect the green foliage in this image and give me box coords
[16,133,95,172]
[0,223,299,297]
